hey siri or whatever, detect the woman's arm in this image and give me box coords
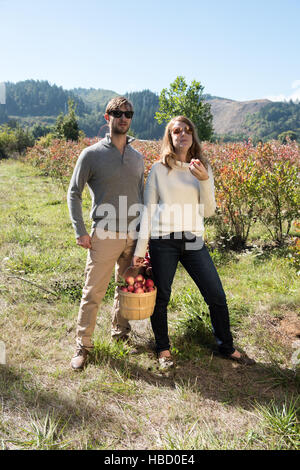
[190,162,216,217]
[133,166,159,259]
[199,164,216,218]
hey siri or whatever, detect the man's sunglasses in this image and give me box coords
[172,126,193,135]
[109,110,134,119]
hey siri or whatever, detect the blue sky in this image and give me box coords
[1,0,300,101]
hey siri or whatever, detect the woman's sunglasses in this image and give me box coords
[171,126,193,135]
[109,110,134,119]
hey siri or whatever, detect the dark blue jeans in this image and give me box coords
[149,233,234,356]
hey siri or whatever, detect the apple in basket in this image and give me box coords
[120,286,128,292]
[145,279,154,288]
[134,281,143,290]
[135,274,145,284]
[125,275,135,286]
[134,287,144,294]
[146,286,155,292]
[127,285,134,292]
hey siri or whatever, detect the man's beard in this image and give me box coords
[112,121,130,135]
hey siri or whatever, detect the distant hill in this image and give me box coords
[206,96,271,135]
[242,100,300,141]
[5,80,87,116]
[1,80,299,141]
[71,88,117,112]
[71,87,164,139]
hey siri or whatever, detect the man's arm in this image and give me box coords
[67,149,91,242]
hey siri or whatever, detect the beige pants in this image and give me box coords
[76,229,137,350]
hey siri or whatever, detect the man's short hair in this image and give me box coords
[105,96,134,114]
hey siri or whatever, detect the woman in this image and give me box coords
[133,116,255,368]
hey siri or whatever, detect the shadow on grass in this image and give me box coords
[0,364,125,449]
[1,337,299,449]
[88,334,300,411]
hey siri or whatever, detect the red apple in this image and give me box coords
[147,286,155,292]
[145,279,154,288]
[189,158,200,169]
[134,287,144,294]
[133,281,142,290]
[127,285,134,292]
[135,274,145,284]
[120,286,128,292]
[125,276,135,286]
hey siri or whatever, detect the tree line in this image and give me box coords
[1,80,300,142]
[5,80,87,116]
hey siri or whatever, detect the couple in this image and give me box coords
[67,96,255,370]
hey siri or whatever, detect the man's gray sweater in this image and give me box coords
[67,134,144,238]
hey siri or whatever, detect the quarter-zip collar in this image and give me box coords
[102,133,135,148]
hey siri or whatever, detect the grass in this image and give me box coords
[0,159,299,450]
[7,411,70,450]
[252,397,300,449]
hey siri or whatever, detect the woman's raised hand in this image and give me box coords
[189,159,209,181]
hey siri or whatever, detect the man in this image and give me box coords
[67,96,144,370]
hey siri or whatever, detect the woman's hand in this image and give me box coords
[189,160,209,181]
[132,255,144,266]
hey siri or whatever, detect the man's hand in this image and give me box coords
[76,234,92,249]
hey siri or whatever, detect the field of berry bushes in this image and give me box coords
[25,136,299,258]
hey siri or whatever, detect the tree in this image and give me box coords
[0,105,8,125]
[0,122,34,158]
[54,99,79,141]
[155,76,213,141]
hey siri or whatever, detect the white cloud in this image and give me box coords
[292,80,300,89]
[266,81,300,102]
[290,88,300,101]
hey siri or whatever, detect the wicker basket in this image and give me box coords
[118,287,157,320]
[118,265,157,320]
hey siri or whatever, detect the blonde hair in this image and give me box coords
[105,96,133,114]
[160,116,208,170]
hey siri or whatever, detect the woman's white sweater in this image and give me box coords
[134,159,216,258]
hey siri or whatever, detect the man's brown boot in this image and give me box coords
[70,348,89,370]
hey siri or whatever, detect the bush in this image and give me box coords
[203,141,261,248]
[0,123,34,158]
[26,137,99,187]
[203,139,300,247]
[0,128,16,158]
[254,141,300,244]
